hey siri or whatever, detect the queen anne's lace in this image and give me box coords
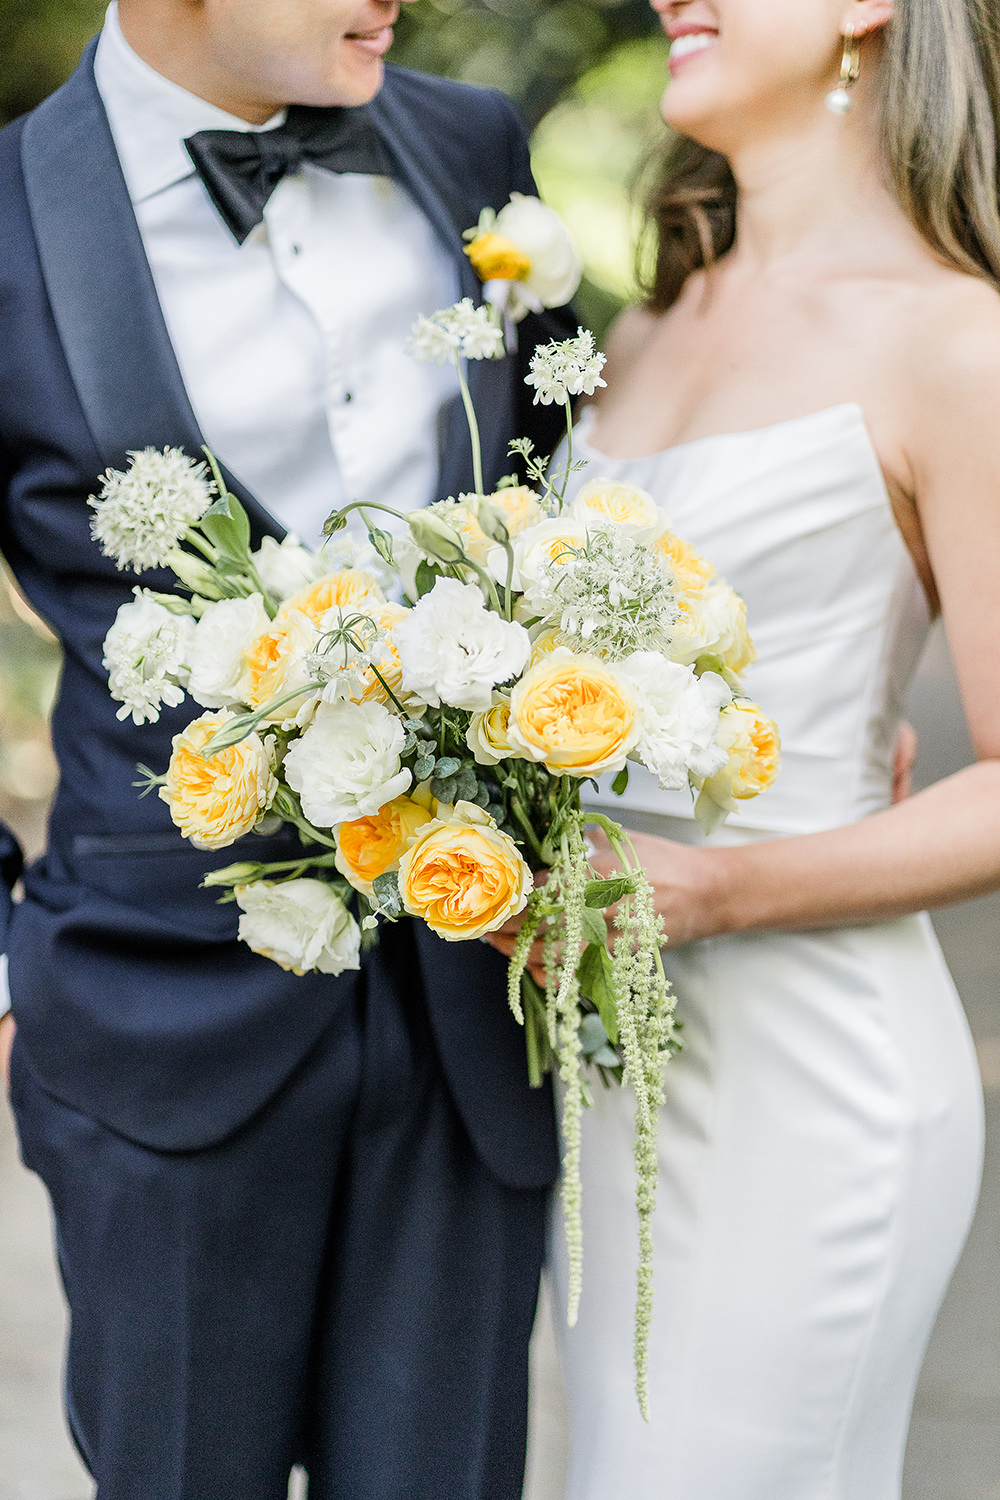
[102,589,195,725]
[90,448,215,572]
[541,527,680,660]
[407,298,505,364]
[525,328,607,406]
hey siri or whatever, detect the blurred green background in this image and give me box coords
[0,0,671,852]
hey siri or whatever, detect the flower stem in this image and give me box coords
[455,355,485,497]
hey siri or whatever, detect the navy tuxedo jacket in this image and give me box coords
[0,43,569,1186]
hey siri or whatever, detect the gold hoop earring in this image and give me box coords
[825,28,862,114]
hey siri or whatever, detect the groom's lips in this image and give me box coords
[345,25,395,57]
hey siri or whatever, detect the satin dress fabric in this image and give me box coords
[549,404,984,1500]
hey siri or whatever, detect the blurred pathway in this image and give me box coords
[1,625,997,1499]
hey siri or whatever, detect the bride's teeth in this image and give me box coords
[670,33,717,62]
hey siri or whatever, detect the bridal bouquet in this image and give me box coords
[92,202,778,1414]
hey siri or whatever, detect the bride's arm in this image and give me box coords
[609,288,1000,944]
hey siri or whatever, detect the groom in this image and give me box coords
[0,2,572,1495]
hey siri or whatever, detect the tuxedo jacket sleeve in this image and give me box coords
[0,46,569,1184]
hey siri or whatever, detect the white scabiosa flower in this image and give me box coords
[102,589,195,725]
[283,699,411,827]
[89,448,215,571]
[616,654,732,790]
[524,329,607,407]
[186,594,270,710]
[235,879,361,975]
[394,576,530,712]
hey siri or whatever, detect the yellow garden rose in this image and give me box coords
[528,625,570,666]
[280,569,384,623]
[331,601,410,705]
[486,486,546,537]
[334,795,434,896]
[465,232,532,283]
[695,700,781,832]
[466,695,515,765]
[398,803,531,941]
[241,609,317,715]
[160,712,276,851]
[652,525,717,594]
[571,477,660,531]
[508,647,640,777]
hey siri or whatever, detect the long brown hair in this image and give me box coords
[644,0,1000,311]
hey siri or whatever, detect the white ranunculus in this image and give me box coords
[102,589,196,725]
[394,576,530,712]
[235,878,361,975]
[252,535,322,601]
[283,698,411,827]
[492,194,582,314]
[617,653,732,790]
[186,593,269,709]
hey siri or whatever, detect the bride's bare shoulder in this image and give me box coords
[598,304,663,386]
[901,270,1000,401]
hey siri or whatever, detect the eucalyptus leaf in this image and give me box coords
[372,871,403,920]
[434,756,462,778]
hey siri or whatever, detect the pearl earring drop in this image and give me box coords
[825,28,861,114]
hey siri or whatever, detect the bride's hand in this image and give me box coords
[588,827,730,947]
[485,871,548,984]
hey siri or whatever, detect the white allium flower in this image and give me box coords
[394,576,530,712]
[251,535,322,600]
[283,699,411,827]
[103,589,195,725]
[617,654,731,789]
[186,593,269,710]
[525,328,607,406]
[89,447,215,571]
[235,878,361,975]
[407,299,504,365]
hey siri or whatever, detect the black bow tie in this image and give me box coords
[184,105,392,245]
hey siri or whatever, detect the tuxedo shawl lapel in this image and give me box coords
[368,75,516,500]
[20,41,280,542]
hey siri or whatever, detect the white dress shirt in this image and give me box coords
[94,2,460,547]
[0,8,464,1021]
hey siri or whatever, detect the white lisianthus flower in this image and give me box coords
[251,535,322,601]
[283,699,411,827]
[617,654,732,790]
[186,594,270,710]
[235,879,361,976]
[89,447,215,571]
[394,577,530,712]
[469,194,582,321]
[525,329,607,407]
[103,589,196,725]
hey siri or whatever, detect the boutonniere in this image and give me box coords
[463,193,582,329]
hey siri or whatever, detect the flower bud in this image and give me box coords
[408,511,467,566]
[476,498,511,547]
[165,549,228,600]
[202,862,263,888]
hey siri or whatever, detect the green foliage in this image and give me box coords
[0,0,106,125]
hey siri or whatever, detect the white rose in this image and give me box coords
[670,582,755,671]
[493,194,582,313]
[235,878,361,975]
[617,653,732,790]
[252,535,322,601]
[394,576,530,712]
[283,698,411,827]
[490,516,589,616]
[103,590,196,725]
[186,594,269,709]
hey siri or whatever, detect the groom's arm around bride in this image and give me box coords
[0,2,575,1495]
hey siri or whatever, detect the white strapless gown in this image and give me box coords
[549,404,984,1500]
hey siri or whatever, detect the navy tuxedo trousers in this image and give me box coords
[10,921,547,1500]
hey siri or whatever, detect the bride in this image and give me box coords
[543,0,1000,1494]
